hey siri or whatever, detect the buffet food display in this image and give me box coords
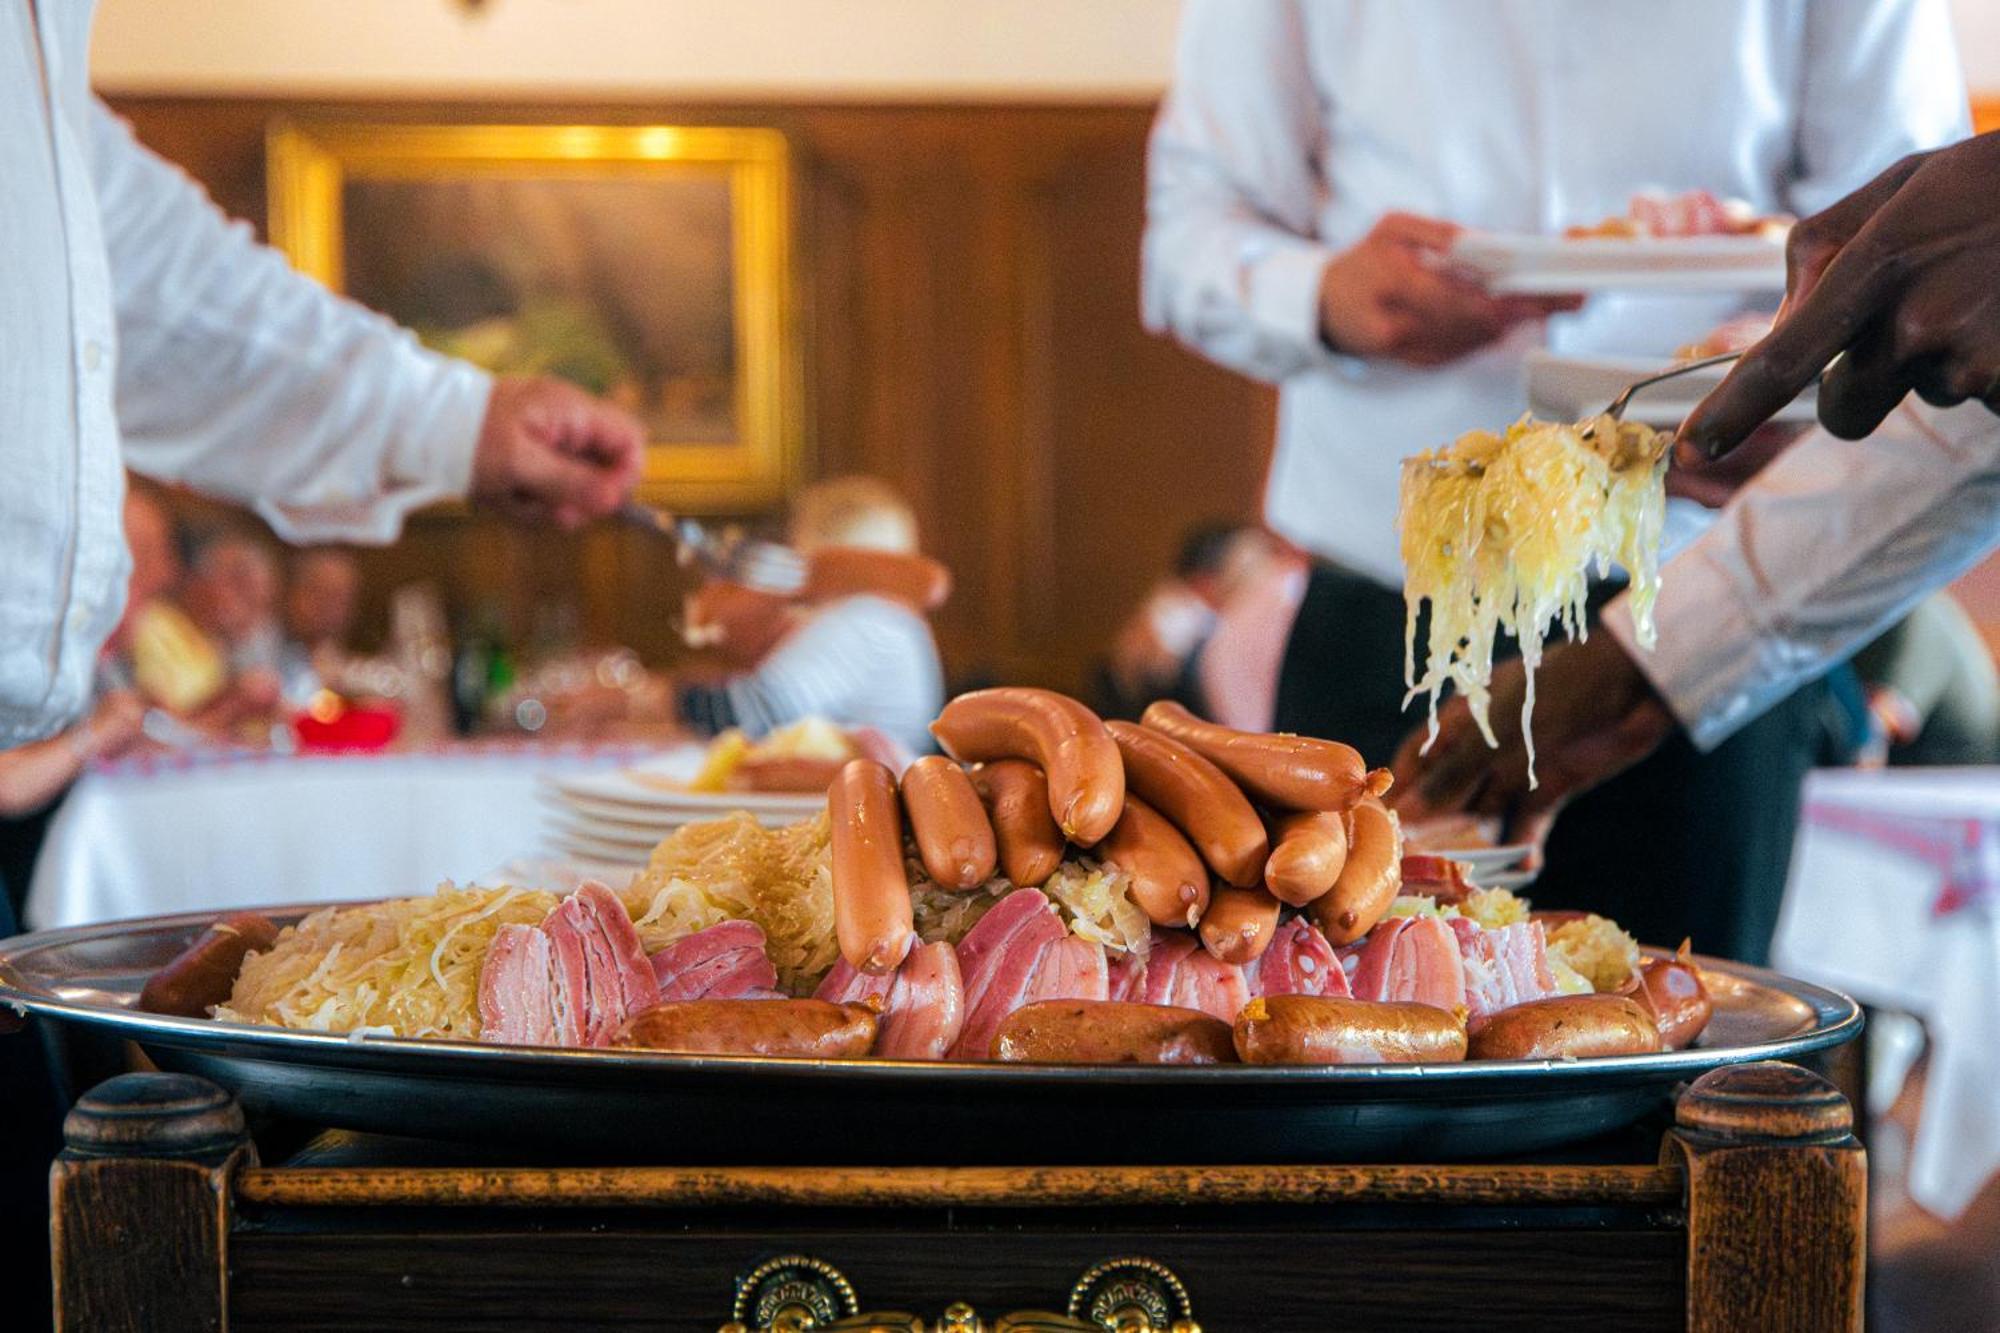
[1563,189,1792,241]
[136,688,1713,1067]
[1398,416,1669,774]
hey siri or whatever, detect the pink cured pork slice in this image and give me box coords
[478,924,557,1045]
[1250,918,1349,999]
[1342,916,1467,1014]
[1142,928,1250,1023]
[653,920,782,1002]
[1105,949,1145,1002]
[541,881,659,1047]
[1447,917,1560,1023]
[1023,935,1109,1005]
[816,940,966,1060]
[948,889,1067,1059]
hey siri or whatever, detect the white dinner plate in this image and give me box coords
[1420,844,1534,875]
[547,829,657,867]
[548,787,819,831]
[1473,867,1539,892]
[546,813,661,849]
[1526,350,1816,427]
[1450,232,1785,294]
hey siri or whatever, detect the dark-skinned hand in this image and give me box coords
[1678,131,2000,466]
[1387,630,1675,831]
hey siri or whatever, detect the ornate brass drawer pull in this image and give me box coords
[718,1254,1200,1333]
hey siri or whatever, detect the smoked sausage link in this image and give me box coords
[992,999,1236,1064]
[1263,810,1348,907]
[830,758,917,974]
[1140,699,1379,812]
[971,759,1066,889]
[1106,719,1268,887]
[932,688,1124,846]
[1307,797,1402,946]
[138,913,281,1018]
[1095,794,1211,928]
[1234,996,1468,1065]
[1197,883,1283,965]
[1468,995,1663,1061]
[613,999,879,1057]
[1624,950,1713,1050]
[900,756,998,889]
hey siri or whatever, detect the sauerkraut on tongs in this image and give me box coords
[1397,414,1668,784]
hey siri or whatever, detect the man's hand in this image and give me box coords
[470,375,646,529]
[1319,212,1580,367]
[1679,131,2000,465]
[80,690,146,761]
[1388,632,1675,826]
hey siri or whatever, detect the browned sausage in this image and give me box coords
[1106,720,1267,887]
[991,999,1236,1064]
[802,547,953,613]
[1197,883,1283,965]
[1094,794,1210,928]
[1306,797,1402,946]
[730,755,846,794]
[138,913,281,1018]
[1624,950,1714,1050]
[1140,700,1387,812]
[1263,810,1348,907]
[612,999,879,1057]
[932,688,1125,846]
[899,755,998,889]
[970,759,1066,888]
[1468,996,1663,1061]
[829,758,916,974]
[1234,996,1468,1065]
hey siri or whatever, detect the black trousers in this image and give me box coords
[1,801,69,1331]
[1274,563,1848,965]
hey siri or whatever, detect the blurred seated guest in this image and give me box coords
[676,476,945,755]
[1195,532,1309,732]
[123,525,284,735]
[1094,523,1237,719]
[1854,594,2000,767]
[278,547,362,699]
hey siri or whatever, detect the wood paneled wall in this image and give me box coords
[111,97,1275,693]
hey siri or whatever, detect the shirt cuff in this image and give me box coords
[1243,234,1338,357]
[1599,554,1772,753]
[388,353,492,499]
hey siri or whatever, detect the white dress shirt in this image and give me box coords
[1607,404,2000,751]
[2,1,490,745]
[1143,0,1968,587]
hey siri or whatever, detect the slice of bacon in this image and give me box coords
[1342,915,1467,1013]
[1399,855,1475,905]
[1141,928,1249,1022]
[948,888,1067,1059]
[655,920,782,1002]
[1250,917,1349,999]
[818,939,966,1060]
[478,924,556,1046]
[480,882,656,1047]
[1106,948,1146,1002]
[1447,917,1560,1023]
[1023,935,1110,1005]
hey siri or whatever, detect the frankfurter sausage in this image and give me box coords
[1234,996,1468,1065]
[1624,948,1713,1050]
[992,999,1236,1064]
[1095,794,1210,928]
[829,758,916,974]
[1468,995,1663,1061]
[1197,883,1283,965]
[971,759,1066,888]
[1106,720,1267,887]
[1140,699,1387,812]
[802,547,953,612]
[899,756,998,889]
[138,912,280,1018]
[1263,810,1348,907]
[933,688,1124,846]
[612,998,879,1057]
[1307,796,1402,946]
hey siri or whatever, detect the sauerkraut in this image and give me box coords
[1400,414,1667,783]
[1544,913,1642,992]
[216,885,560,1038]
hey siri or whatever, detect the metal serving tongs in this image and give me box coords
[1580,349,1743,441]
[617,502,808,594]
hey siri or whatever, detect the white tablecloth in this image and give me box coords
[24,744,644,930]
[1774,767,2000,1222]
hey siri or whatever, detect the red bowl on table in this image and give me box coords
[291,701,401,752]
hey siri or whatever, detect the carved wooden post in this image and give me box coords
[1667,1060,1866,1333]
[50,1073,254,1333]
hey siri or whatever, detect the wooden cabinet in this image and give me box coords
[52,1061,1861,1331]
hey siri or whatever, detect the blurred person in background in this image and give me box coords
[1141,0,1966,964]
[278,548,363,700]
[675,476,946,756]
[1852,595,2000,768]
[1094,522,1239,719]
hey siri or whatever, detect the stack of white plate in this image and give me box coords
[1448,232,1786,294]
[542,747,827,865]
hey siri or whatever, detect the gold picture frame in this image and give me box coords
[267,120,799,511]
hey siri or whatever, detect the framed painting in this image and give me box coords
[267,120,799,511]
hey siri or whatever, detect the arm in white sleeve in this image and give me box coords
[719,599,934,739]
[1787,0,1968,215]
[91,101,492,544]
[1140,0,1342,382]
[1604,402,2000,750]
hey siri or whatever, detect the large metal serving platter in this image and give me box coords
[0,903,1861,1163]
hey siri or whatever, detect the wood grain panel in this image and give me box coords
[109,96,1275,693]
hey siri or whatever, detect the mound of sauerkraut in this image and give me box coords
[216,885,560,1038]
[1399,414,1666,783]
